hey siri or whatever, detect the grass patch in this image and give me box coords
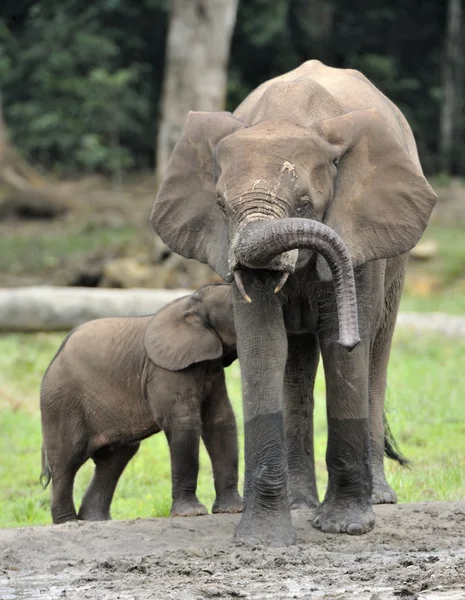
[400,289,465,315]
[1,326,464,528]
[0,224,137,274]
[400,224,465,315]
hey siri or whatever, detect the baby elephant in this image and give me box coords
[40,283,242,524]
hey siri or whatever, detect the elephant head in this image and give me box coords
[144,283,235,371]
[150,108,437,349]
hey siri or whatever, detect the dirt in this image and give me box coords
[1,502,464,599]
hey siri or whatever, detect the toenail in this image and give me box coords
[245,537,261,546]
[323,522,341,534]
[268,540,285,548]
[347,522,364,535]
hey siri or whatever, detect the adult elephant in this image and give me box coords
[150,60,437,546]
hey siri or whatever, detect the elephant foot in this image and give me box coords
[212,491,243,514]
[77,508,111,521]
[53,513,79,525]
[170,498,208,517]
[289,492,319,511]
[233,510,297,547]
[372,479,397,505]
[290,501,317,511]
[312,498,375,535]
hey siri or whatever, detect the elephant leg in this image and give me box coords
[284,333,319,510]
[166,413,208,517]
[232,278,295,547]
[370,270,405,505]
[314,336,375,535]
[51,466,81,524]
[46,427,87,524]
[201,374,242,514]
[78,442,140,521]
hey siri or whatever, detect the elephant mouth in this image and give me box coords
[233,269,290,304]
[231,218,361,351]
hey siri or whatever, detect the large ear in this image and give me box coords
[150,111,244,281]
[316,108,437,269]
[144,296,222,371]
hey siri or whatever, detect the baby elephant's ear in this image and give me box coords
[144,297,222,371]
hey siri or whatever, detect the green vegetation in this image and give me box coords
[0,1,450,175]
[401,224,465,315]
[400,293,465,315]
[0,225,137,275]
[411,225,465,286]
[1,325,464,528]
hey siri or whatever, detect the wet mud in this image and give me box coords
[1,501,464,599]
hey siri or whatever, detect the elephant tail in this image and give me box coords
[40,446,51,489]
[384,414,410,467]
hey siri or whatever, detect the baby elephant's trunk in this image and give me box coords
[40,446,51,490]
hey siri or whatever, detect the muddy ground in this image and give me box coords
[1,502,464,599]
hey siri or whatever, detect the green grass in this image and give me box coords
[400,224,465,315]
[400,293,465,314]
[0,224,137,274]
[1,326,464,528]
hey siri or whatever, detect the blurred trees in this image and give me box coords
[440,0,464,174]
[0,0,461,177]
[0,0,167,175]
[156,0,238,180]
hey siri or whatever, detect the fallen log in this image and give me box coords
[0,287,192,331]
[2,287,464,338]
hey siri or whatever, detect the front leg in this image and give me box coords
[232,275,296,547]
[201,372,242,514]
[165,414,208,517]
[315,334,375,535]
[284,333,320,510]
[370,265,406,505]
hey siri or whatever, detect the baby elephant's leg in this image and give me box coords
[50,463,82,524]
[166,408,208,517]
[44,423,87,524]
[202,374,242,514]
[78,442,140,521]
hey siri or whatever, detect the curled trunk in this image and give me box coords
[234,218,360,350]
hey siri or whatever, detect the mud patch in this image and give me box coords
[1,502,465,599]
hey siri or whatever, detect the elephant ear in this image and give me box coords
[144,296,223,371]
[317,108,437,270]
[150,111,245,281]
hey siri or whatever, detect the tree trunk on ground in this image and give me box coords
[0,287,190,331]
[155,0,239,182]
[440,0,464,174]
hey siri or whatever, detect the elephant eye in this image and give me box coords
[296,195,313,215]
[217,195,226,214]
[332,157,339,167]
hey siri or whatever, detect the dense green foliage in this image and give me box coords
[0,0,454,175]
[0,0,168,174]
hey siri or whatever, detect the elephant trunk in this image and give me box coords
[233,218,360,351]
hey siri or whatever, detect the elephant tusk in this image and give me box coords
[274,272,290,294]
[234,270,252,303]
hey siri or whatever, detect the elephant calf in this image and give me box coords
[40,283,242,524]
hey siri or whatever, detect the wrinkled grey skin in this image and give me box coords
[40,284,242,524]
[150,61,437,546]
